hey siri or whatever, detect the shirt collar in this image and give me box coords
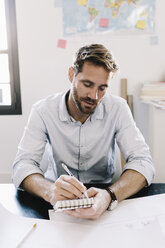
[59,91,72,123]
[91,100,104,121]
[59,91,105,123]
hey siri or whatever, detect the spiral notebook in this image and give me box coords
[54,197,94,211]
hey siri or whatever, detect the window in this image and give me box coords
[0,0,22,115]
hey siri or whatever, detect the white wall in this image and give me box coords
[0,0,165,182]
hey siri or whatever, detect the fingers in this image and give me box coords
[62,175,87,193]
[63,188,110,220]
[63,205,100,220]
[86,187,98,198]
[63,188,100,220]
[55,175,87,199]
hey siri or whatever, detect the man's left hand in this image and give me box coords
[63,187,111,220]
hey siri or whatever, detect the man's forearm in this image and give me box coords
[110,169,147,202]
[22,173,88,206]
[22,173,54,203]
[21,170,146,211]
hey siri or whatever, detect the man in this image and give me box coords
[13,44,155,220]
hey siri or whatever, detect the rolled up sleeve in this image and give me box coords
[12,105,48,188]
[116,102,155,185]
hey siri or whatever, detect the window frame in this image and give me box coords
[0,0,22,115]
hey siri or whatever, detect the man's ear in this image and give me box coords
[68,66,74,83]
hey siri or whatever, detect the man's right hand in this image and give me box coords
[49,175,87,206]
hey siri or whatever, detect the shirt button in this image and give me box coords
[80,162,83,166]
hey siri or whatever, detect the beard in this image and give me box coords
[72,85,98,115]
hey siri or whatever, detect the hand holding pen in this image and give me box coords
[62,163,89,199]
[50,163,88,206]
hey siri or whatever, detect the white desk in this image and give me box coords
[1,193,165,248]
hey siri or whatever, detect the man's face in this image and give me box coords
[69,62,111,115]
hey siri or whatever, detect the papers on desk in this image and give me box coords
[49,193,165,231]
[0,194,165,248]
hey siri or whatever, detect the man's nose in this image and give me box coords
[89,89,99,100]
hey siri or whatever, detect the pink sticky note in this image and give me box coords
[57,39,66,48]
[99,18,109,27]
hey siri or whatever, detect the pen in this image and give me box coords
[16,223,37,248]
[62,163,89,199]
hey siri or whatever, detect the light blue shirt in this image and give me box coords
[12,91,155,188]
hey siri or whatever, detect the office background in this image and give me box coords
[0,0,165,183]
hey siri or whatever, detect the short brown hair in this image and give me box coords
[73,44,119,75]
